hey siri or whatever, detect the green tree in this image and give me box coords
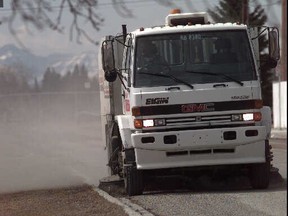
[208,0,273,107]
[42,67,62,92]
[61,70,72,92]
[67,64,90,91]
[0,67,30,94]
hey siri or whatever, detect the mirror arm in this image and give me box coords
[114,33,132,48]
[117,70,130,92]
[250,26,268,40]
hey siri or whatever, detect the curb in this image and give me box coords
[271,130,287,140]
[93,187,154,216]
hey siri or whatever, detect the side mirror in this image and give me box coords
[102,40,117,82]
[268,28,280,68]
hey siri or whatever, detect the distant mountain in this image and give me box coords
[0,44,98,80]
[51,51,98,76]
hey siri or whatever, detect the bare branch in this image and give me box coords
[111,0,134,18]
[0,0,184,47]
[56,0,66,27]
[0,0,105,46]
[154,0,177,8]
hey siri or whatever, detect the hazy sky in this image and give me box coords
[0,0,282,56]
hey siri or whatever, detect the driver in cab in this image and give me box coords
[137,41,168,71]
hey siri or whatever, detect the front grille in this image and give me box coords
[165,113,253,129]
[139,113,255,133]
[166,114,232,127]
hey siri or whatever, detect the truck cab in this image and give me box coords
[99,11,280,196]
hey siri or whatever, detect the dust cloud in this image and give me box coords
[0,91,108,194]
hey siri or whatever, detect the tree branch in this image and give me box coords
[0,0,185,47]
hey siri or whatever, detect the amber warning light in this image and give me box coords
[165,11,208,26]
[170,8,181,14]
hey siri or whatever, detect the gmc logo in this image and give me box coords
[181,103,215,113]
[146,97,169,105]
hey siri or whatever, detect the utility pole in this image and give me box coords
[281,0,287,81]
[242,0,249,24]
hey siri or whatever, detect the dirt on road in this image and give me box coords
[0,185,128,216]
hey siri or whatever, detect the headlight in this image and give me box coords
[243,113,254,121]
[134,118,166,129]
[143,119,154,127]
[232,112,262,122]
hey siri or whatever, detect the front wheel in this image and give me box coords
[124,165,144,196]
[108,136,121,176]
[249,162,270,189]
[249,140,271,189]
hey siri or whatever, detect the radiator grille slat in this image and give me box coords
[166,114,231,126]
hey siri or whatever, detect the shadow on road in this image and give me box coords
[99,169,287,197]
[144,173,285,195]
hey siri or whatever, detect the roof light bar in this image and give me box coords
[165,11,208,26]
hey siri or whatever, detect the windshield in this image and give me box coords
[134,30,256,88]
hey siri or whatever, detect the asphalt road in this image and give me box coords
[124,138,287,216]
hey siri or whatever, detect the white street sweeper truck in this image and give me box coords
[98,9,280,195]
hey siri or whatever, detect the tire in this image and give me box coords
[249,162,270,189]
[108,136,121,175]
[124,165,144,196]
[249,140,270,189]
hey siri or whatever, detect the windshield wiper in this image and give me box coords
[139,72,194,89]
[185,70,244,86]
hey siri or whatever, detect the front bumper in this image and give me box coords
[131,126,267,170]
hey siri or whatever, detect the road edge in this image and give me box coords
[93,187,154,216]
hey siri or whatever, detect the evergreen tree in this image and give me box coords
[0,67,30,94]
[19,75,31,93]
[61,65,92,91]
[208,0,273,107]
[69,64,90,91]
[61,70,72,91]
[42,67,62,92]
[208,0,243,24]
